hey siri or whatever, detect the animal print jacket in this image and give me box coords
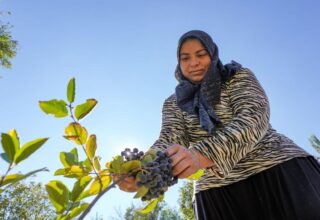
[151,68,310,193]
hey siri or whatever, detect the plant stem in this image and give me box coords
[67,103,103,191]
[0,163,13,187]
[78,176,127,220]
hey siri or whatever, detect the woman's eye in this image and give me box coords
[198,52,208,57]
[180,57,189,61]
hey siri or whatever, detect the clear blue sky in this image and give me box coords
[1,0,319,219]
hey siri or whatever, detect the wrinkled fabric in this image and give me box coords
[194,156,320,220]
[175,30,242,134]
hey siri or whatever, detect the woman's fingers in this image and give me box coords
[166,144,181,157]
[167,144,199,178]
[176,166,195,179]
[172,159,190,176]
[116,176,138,192]
[166,144,188,166]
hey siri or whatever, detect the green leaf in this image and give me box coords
[122,160,141,174]
[1,173,24,186]
[93,157,101,171]
[88,175,111,195]
[141,149,156,165]
[8,129,20,154]
[64,165,89,178]
[134,185,149,198]
[60,152,73,167]
[0,153,10,163]
[60,148,79,167]
[71,176,92,202]
[64,122,88,145]
[81,158,92,172]
[86,135,96,159]
[74,99,97,120]
[14,138,48,164]
[69,203,89,218]
[144,149,156,158]
[141,154,153,164]
[186,169,204,180]
[99,169,109,177]
[70,148,79,163]
[78,175,111,200]
[105,161,111,169]
[1,133,15,162]
[69,201,80,210]
[67,78,76,103]
[77,190,92,200]
[45,180,70,213]
[138,199,159,215]
[135,171,143,179]
[55,214,69,220]
[54,167,83,179]
[1,167,49,187]
[54,168,65,176]
[158,194,164,202]
[109,155,124,174]
[39,99,68,118]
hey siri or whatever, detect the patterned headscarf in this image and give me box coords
[175,30,242,134]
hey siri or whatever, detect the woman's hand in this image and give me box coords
[114,175,138,193]
[166,144,214,179]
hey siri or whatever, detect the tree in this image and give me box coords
[0,181,55,219]
[122,202,182,220]
[310,135,320,164]
[310,135,320,154]
[178,181,195,220]
[119,181,195,220]
[0,21,17,69]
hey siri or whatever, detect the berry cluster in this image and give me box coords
[121,148,144,161]
[137,151,178,201]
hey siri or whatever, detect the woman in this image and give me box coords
[119,30,320,220]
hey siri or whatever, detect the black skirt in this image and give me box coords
[194,156,320,220]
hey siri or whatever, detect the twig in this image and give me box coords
[67,103,103,192]
[78,175,127,220]
[0,163,13,187]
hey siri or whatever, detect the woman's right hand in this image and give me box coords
[116,175,139,193]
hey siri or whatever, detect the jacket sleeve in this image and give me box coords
[190,69,270,178]
[151,95,190,151]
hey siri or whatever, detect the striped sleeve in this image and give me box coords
[190,69,270,178]
[151,95,190,151]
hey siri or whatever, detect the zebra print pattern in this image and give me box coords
[152,68,309,193]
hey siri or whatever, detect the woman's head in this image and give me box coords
[179,38,211,83]
[175,30,221,83]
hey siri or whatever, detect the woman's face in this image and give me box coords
[179,39,211,83]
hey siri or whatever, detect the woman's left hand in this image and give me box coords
[166,144,213,179]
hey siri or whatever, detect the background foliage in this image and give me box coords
[0,181,55,219]
[0,13,17,69]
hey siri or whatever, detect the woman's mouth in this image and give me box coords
[190,70,204,74]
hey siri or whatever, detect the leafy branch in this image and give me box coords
[309,135,320,155]
[38,77,203,219]
[0,129,48,192]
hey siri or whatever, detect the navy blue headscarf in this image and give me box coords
[175,30,242,134]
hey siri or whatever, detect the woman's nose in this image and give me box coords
[189,58,200,67]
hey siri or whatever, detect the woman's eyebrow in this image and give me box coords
[180,49,207,56]
[179,52,190,56]
[196,49,207,53]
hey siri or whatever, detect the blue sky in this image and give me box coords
[1,0,319,219]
